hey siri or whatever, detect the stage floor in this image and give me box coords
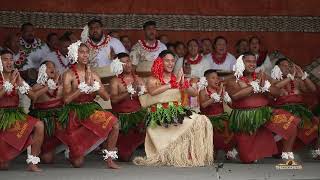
[1,150,320,180]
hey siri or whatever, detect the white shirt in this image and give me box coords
[43,51,70,74]
[206,52,236,72]
[255,54,272,75]
[130,40,167,66]
[86,35,126,67]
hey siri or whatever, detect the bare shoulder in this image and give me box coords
[110,76,120,85]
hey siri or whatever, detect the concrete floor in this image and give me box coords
[1,150,320,180]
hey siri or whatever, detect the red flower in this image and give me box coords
[151,106,157,112]
[162,103,169,109]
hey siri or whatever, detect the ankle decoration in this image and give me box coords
[26,155,40,165]
[102,149,118,160]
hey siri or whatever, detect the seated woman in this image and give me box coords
[134,50,214,167]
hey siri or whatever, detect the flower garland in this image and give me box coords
[87,35,111,50]
[285,80,295,95]
[211,52,227,65]
[138,40,160,52]
[19,37,43,55]
[186,54,202,65]
[55,50,69,68]
[13,50,27,69]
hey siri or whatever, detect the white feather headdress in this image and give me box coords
[233,55,245,81]
[110,58,125,76]
[37,64,48,85]
[80,25,89,43]
[271,65,283,80]
[67,40,82,64]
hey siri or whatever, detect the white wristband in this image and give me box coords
[210,92,221,103]
[261,80,271,93]
[78,82,91,94]
[18,81,30,94]
[3,81,14,93]
[250,80,261,93]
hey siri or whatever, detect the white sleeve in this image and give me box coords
[130,44,140,66]
[110,38,126,54]
[261,55,273,75]
[228,53,237,72]
[159,42,167,52]
[174,57,183,75]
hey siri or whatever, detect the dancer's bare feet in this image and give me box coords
[106,158,120,169]
[27,164,42,172]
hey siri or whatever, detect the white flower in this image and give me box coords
[127,84,136,95]
[67,40,82,64]
[226,148,238,159]
[271,65,283,80]
[223,92,232,103]
[3,81,14,93]
[102,150,118,160]
[80,25,89,43]
[261,80,271,93]
[233,55,245,81]
[197,76,208,90]
[210,92,221,103]
[89,80,101,92]
[301,72,309,80]
[138,85,146,96]
[110,58,125,76]
[18,81,30,94]
[37,64,48,85]
[78,82,91,94]
[47,79,57,90]
[26,155,40,165]
[250,80,261,93]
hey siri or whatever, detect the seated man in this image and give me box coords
[110,52,147,161]
[199,69,236,159]
[0,50,44,171]
[271,58,319,158]
[226,52,300,164]
[134,50,213,167]
[56,41,120,168]
[29,61,64,163]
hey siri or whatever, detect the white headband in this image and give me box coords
[233,55,245,81]
[67,40,82,64]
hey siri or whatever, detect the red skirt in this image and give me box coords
[56,110,117,160]
[235,127,278,163]
[264,109,300,140]
[117,125,145,161]
[0,116,38,162]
